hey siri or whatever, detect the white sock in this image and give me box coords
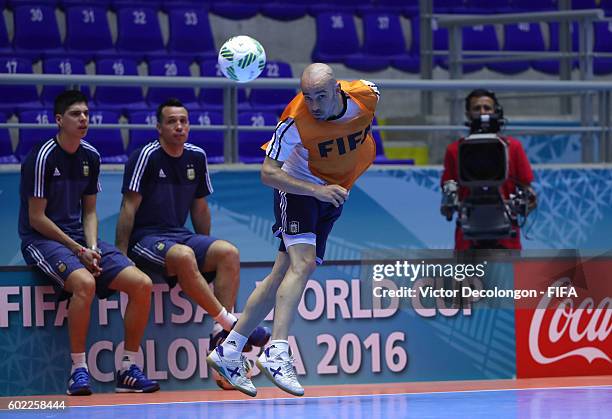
[213,307,237,331]
[120,350,139,372]
[266,340,290,359]
[220,330,248,358]
[70,352,87,374]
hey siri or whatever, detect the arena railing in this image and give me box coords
[420,7,611,162]
[0,74,611,163]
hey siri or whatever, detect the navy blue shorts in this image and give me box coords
[22,239,133,301]
[272,189,343,264]
[129,231,218,288]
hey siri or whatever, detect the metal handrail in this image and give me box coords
[434,9,604,25]
[0,74,610,162]
[0,123,604,133]
[426,7,608,162]
[2,74,612,91]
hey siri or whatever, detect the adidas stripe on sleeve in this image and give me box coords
[123,142,161,193]
[360,79,380,101]
[32,139,57,198]
[266,117,301,162]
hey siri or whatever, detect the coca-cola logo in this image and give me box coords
[529,278,612,365]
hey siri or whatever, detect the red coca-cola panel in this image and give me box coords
[514,260,612,378]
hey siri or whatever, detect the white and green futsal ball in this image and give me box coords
[218,35,266,83]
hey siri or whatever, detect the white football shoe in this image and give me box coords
[256,346,304,396]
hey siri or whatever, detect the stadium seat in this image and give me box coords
[594,21,612,75]
[532,22,578,75]
[161,0,208,11]
[392,15,419,73]
[198,59,249,111]
[0,11,12,56]
[94,58,147,112]
[309,0,356,15]
[461,24,499,72]
[15,109,57,161]
[488,23,544,74]
[249,61,296,114]
[188,110,224,164]
[12,5,64,60]
[7,0,60,8]
[399,0,419,17]
[357,0,416,16]
[571,0,597,9]
[0,57,42,114]
[112,0,163,9]
[468,0,512,13]
[126,110,158,155]
[512,0,555,11]
[312,13,373,69]
[238,111,276,164]
[432,19,449,69]
[64,6,115,62]
[115,7,165,62]
[347,12,412,73]
[0,113,18,164]
[84,110,127,163]
[146,58,198,108]
[167,7,216,62]
[433,0,470,13]
[209,0,260,20]
[260,1,308,21]
[59,0,111,6]
[434,22,494,73]
[602,0,612,16]
[40,57,90,107]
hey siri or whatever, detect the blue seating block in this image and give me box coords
[210,0,259,20]
[16,109,56,161]
[238,111,276,164]
[13,5,64,60]
[188,109,224,164]
[198,59,249,111]
[65,6,115,62]
[260,1,308,21]
[116,6,165,61]
[249,61,296,114]
[594,21,612,75]
[146,58,198,108]
[167,7,216,62]
[41,57,91,107]
[0,113,17,164]
[0,57,42,114]
[85,109,126,163]
[488,23,544,74]
[95,58,147,112]
[346,12,408,72]
[126,110,157,155]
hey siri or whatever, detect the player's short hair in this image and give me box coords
[464,89,499,112]
[54,90,88,115]
[156,98,186,123]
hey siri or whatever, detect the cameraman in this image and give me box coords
[440,89,536,250]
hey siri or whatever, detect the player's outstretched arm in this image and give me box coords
[115,191,142,255]
[261,157,348,208]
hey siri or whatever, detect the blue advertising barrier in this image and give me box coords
[0,259,517,396]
